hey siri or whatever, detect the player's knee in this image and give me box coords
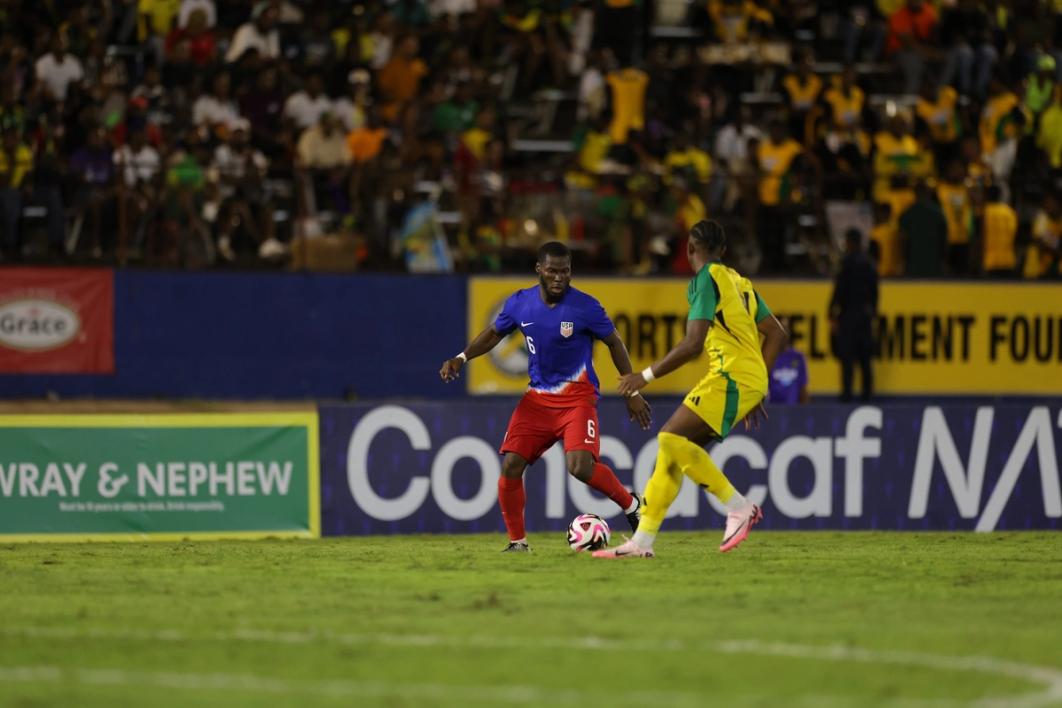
[566,458,592,481]
[501,456,526,478]
[657,430,682,450]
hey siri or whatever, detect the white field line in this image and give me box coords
[0,664,705,706]
[2,626,1061,707]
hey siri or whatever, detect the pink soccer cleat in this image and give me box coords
[591,537,655,559]
[719,504,763,553]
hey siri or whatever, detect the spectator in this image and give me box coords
[298,11,337,70]
[0,127,32,259]
[870,201,901,276]
[115,128,162,261]
[899,180,948,277]
[138,0,181,67]
[225,4,279,63]
[157,136,213,266]
[937,159,973,275]
[68,126,115,258]
[34,35,83,102]
[377,34,428,124]
[886,0,938,95]
[822,66,865,131]
[982,184,1018,277]
[1036,90,1062,169]
[915,83,960,167]
[334,69,372,134]
[782,51,822,145]
[347,111,389,165]
[606,65,649,145]
[29,110,66,257]
[211,120,272,262]
[432,80,478,137]
[178,0,216,29]
[755,120,803,271]
[238,64,287,159]
[284,73,333,132]
[840,1,885,64]
[830,228,878,402]
[663,131,711,190]
[296,112,352,221]
[938,0,996,98]
[165,7,217,67]
[707,0,773,44]
[979,79,1022,158]
[712,105,762,211]
[192,72,241,135]
[1024,55,1056,120]
[768,317,809,404]
[872,114,925,203]
[1025,191,1062,279]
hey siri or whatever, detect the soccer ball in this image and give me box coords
[567,513,610,552]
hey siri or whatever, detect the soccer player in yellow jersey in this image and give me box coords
[594,220,788,558]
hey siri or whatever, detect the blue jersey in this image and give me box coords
[494,285,615,397]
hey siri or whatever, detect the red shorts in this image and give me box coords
[499,390,600,464]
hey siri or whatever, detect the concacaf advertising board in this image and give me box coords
[468,278,1062,396]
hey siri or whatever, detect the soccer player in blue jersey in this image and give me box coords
[440,241,652,552]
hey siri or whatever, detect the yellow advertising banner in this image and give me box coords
[468,278,1062,396]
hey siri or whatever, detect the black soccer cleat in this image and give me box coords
[625,495,641,532]
[502,541,531,553]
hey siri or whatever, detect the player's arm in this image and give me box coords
[616,318,710,396]
[758,314,788,374]
[439,325,506,382]
[746,293,789,430]
[601,330,652,430]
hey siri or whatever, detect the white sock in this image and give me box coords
[623,497,639,514]
[724,492,750,513]
[631,530,656,549]
[511,537,527,545]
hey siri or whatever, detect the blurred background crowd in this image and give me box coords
[0,0,1060,277]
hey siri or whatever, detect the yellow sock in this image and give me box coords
[659,431,737,505]
[638,435,684,536]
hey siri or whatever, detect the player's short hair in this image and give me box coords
[690,220,726,252]
[537,241,571,263]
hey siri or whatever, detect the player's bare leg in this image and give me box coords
[499,453,531,552]
[565,450,640,531]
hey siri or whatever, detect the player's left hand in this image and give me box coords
[617,372,647,397]
[745,402,768,431]
[625,393,652,430]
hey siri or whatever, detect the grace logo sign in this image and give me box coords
[0,298,81,352]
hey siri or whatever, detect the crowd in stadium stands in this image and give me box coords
[0,0,1060,278]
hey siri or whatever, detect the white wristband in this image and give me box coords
[456,352,467,363]
[641,366,656,383]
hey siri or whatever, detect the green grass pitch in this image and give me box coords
[1,531,1060,707]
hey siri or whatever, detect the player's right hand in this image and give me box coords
[439,358,464,382]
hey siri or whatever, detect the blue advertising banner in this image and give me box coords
[320,401,1062,535]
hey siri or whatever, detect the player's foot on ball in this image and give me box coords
[502,541,531,553]
[719,503,763,553]
[625,495,641,532]
[592,537,654,559]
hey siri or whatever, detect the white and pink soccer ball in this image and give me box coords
[567,513,611,552]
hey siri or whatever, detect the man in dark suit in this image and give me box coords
[830,228,880,401]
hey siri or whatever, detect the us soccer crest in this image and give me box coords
[560,321,574,338]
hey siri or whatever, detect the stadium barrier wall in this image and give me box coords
[0,412,319,541]
[319,400,1062,534]
[2,270,1058,401]
[468,278,1062,397]
[0,270,467,400]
